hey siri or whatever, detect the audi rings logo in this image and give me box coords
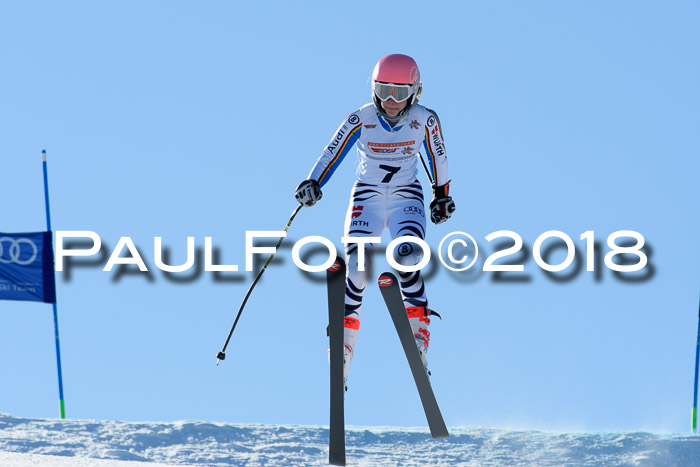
[0,237,39,265]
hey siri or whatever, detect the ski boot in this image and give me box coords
[342,344,353,391]
[328,317,359,391]
[406,307,441,376]
[342,317,359,390]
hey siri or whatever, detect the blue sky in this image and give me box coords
[1,1,699,434]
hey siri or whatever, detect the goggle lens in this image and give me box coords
[373,82,413,103]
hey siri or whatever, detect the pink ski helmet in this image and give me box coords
[372,54,422,121]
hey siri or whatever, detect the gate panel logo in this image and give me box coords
[0,237,38,265]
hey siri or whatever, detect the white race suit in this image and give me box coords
[306,102,449,354]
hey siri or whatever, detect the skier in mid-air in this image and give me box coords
[295,54,455,387]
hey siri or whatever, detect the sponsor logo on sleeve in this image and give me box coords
[327,128,346,154]
[427,115,436,127]
[432,132,445,156]
[347,114,360,125]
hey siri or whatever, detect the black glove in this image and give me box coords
[429,181,456,224]
[295,179,323,207]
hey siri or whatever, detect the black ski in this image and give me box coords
[327,258,346,466]
[378,272,449,439]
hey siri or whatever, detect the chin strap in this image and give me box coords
[373,94,419,123]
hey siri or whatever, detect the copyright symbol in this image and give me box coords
[438,232,479,271]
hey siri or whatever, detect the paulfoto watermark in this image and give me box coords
[53,229,649,275]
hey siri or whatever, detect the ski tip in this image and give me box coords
[328,257,344,272]
[378,273,395,287]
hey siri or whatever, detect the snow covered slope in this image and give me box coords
[1,413,699,466]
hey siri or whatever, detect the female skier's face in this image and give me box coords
[381,98,408,117]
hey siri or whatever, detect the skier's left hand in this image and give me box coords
[429,181,456,224]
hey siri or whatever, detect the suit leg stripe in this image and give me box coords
[353,189,382,197]
[395,194,424,203]
[406,297,428,307]
[391,188,423,198]
[353,195,379,201]
[347,229,373,235]
[398,220,426,238]
[398,225,425,239]
[346,289,363,302]
[347,278,365,294]
[344,308,360,318]
[402,283,426,298]
[400,273,420,289]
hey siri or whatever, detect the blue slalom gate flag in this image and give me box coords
[0,231,56,303]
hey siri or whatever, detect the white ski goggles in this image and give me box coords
[373,82,416,103]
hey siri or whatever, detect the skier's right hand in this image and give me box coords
[295,179,323,207]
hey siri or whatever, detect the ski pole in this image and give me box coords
[417,151,434,186]
[693,292,700,433]
[42,150,67,419]
[216,204,303,364]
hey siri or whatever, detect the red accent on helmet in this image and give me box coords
[372,54,420,85]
